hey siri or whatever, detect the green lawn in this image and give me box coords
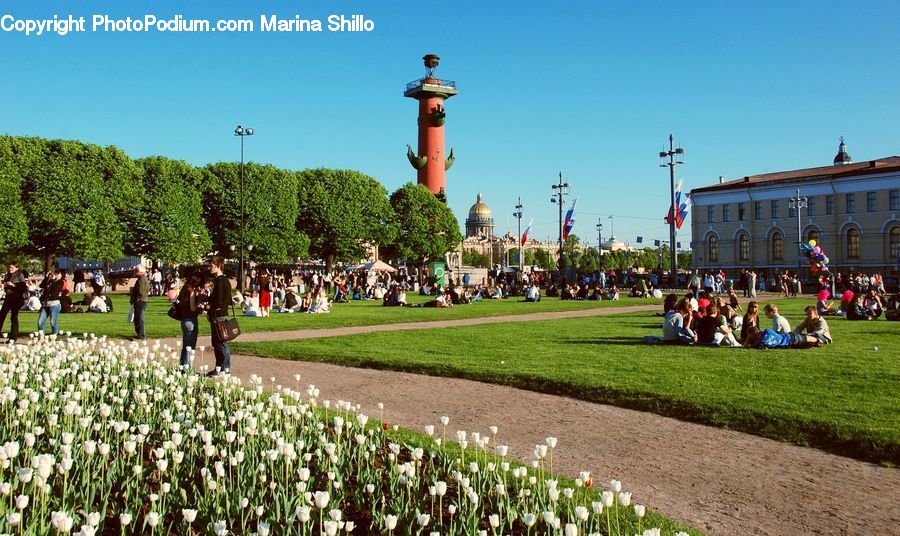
[8,293,661,340]
[233,299,900,465]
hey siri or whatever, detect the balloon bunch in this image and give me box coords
[800,239,830,272]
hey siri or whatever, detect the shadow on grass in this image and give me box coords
[562,337,646,346]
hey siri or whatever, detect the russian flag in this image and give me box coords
[563,199,577,239]
[666,180,690,230]
[521,217,534,246]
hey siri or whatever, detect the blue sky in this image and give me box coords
[2,0,898,248]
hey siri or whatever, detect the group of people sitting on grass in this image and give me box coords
[233,285,332,315]
[814,288,899,321]
[545,282,621,301]
[654,291,833,349]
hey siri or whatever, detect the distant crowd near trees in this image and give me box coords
[0,135,461,271]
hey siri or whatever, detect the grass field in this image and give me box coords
[5,293,661,340]
[233,299,900,465]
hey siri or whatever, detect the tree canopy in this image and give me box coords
[388,183,462,265]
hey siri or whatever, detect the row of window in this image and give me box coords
[706,190,899,223]
[706,227,900,262]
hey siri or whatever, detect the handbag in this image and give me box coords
[167,302,182,321]
[213,305,241,342]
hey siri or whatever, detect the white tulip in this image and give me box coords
[417,513,430,527]
[324,520,338,535]
[575,505,589,521]
[489,514,500,528]
[213,520,227,536]
[15,494,28,509]
[523,512,536,527]
[440,416,449,426]
[145,512,160,528]
[257,521,270,536]
[182,509,198,523]
[86,512,101,527]
[6,513,21,526]
[601,491,614,508]
[295,506,311,523]
[384,514,398,531]
[609,479,622,493]
[634,504,646,518]
[314,490,330,509]
[51,510,74,532]
[76,525,96,536]
[545,436,557,448]
[119,512,132,526]
[618,491,632,507]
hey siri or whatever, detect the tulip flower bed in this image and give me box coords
[0,336,695,535]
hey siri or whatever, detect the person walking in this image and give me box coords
[37,269,65,338]
[748,269,757,298]
[177,272,204,370]
[0,261,28,343]
[130,265,149,341]
[207,256,232,377]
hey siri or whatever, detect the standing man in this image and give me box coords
[130,265,149,341]
[0,261,27,343]
[748,269,757,298]
[207,256,232,377]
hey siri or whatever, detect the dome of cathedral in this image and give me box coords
[468,193,492,218]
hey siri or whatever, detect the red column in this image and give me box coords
[417,96,446,195]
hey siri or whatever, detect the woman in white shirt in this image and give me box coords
[244,292,262,317]
[88,293,108,313]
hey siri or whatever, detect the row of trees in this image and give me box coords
[0,136,462,271]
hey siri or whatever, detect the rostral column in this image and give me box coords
[405,54,458,201]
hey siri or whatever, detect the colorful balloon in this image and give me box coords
[808,239,817,247]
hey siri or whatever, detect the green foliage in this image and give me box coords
[134,157,212,264]
[18,138,124,264]
[203,163,309,263]
[462,248,491,268]
[296,169,395,268]
[0,138,30,251]
[388,183,462,263]
[678,251,693,269]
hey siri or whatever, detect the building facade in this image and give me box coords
[689,144,900,277]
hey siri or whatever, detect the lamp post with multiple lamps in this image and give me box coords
[596,219,603,269]
[659,134,685,288]
[788,188,808,282]
[234,125,254,293]
[513,197,524,273]
[551,172,571,284]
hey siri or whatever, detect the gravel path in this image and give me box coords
[210,356,900,536]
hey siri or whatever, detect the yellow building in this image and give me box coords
[689,141,900,277]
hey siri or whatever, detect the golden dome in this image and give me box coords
[468,193,493,218]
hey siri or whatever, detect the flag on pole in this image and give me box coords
[563,199,578,239]
[665,179,690,230]
[520,218,534,246]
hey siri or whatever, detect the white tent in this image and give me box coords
[361,260,396,272]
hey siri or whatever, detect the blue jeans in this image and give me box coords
[180,317,199,367]
[133,301,147,340]
[37,303,61,335]
[209,316,231,372]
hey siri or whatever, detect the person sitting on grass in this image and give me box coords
[524,283,541,302]
[816,290,837,316]
[838,289,854,316]
[278,288,301,313]
[846,294,874,321]
[885,293,900,321]
[608,285,620,301]
[545,284,559,298]
[727,287,742,312]
[421,290,453,308]
[88,291,108,313]
[662,293,679,315]
[764,303,791,334]
[864,290,884,320]
[300,291,313,312]
[742,325,808,349]
[739,301,760,344]
[60,289,75,314]
[662,299,696,345]
[244,291,262,317]
[793,306,833,345]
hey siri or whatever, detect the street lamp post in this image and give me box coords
[789,188,808,282]
[551,172,570,284]
[235,125,254,293]
[596,219,603,269]
[513,197,524,273]
[659,134,685,288]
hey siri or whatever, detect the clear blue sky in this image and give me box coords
[3,0,898,249]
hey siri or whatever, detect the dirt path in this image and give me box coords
[209,355,899,536]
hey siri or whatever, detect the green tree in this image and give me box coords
[462,248,491,268]
[134,157,212,264]
[296,169,396,270]
[678,251,693,270]
[19,139,124,270]
[0,138,30,253]
[203,163,309,264]
[578,248,600,273]
[533,248,555,271]
[388,183,462,277]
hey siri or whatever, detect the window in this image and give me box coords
[807,196,816,216]
[891,190,899,211]
[739,234,750,261]
[772,232,783,260]
[807,229,819,243]
[738,202,746,221]
[847,228,860,258]
[708,236,718,262]
[771,200,779,219]
[826,195,834,215]
[846,193,856,214]
[867,192,877,212]
[891,227,900,259]
[754,201,762,220]
[723,204,731,222]
[789,202,796,218]
[707,206,714,223]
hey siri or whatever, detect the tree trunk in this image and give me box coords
[325,254,334,274]
[43,252,54,274]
